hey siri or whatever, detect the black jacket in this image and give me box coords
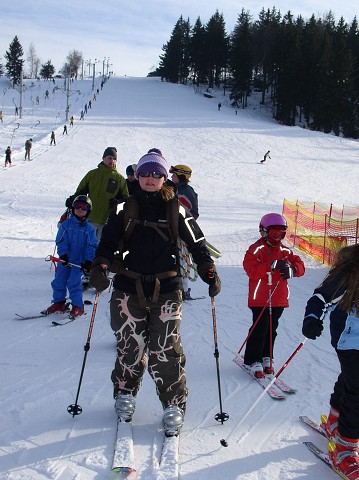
[96,189,213,296]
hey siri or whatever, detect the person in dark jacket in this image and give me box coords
[302,244,359,480]
[242,213,305,378]
[90,151,221,437]
[170,164,199,300]
[169,164,199,219]
[25,139,32,160]
[5,146,12,166]
[125,163,139,195]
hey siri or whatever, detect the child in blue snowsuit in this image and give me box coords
[45,196,98,318]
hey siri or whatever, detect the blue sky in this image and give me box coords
[1,0,357,77]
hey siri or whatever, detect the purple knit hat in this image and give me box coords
[136,152,168,179]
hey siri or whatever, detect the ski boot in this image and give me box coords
[115,393,136,422]
[69,306,84,319]
[320,406,339,441]
[262,357,275,375]
[42,300,68,315]
[328,434,359,479]
[163,405,184,437]
[249,361,265,379]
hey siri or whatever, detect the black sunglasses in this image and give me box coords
[138,172,164,179]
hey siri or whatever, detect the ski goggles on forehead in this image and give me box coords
[73,202,89,211]
[138,172,164,179]
[169,166,190,175]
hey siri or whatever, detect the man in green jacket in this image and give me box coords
[66,147,129,241]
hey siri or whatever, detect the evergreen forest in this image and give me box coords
[155,8,359,138]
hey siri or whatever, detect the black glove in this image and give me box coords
[81,260,92,275]
[280,265,296,279]
[271,260,296,279]
[90,257,110,292]
[65,195,75,208]
[271,260,287,271]
[59,254,70,267]
[109,198,119,209]
[198,264,221,297]
[302,315,324,340]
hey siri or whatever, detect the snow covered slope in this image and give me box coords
[0,75,357,479]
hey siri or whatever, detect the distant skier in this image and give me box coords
[50,131,56,146]
[70,116,74,127]
[260,150,271,163]
[5,146,12,166]
[25,138,32,160]
[218,102,222,111]
[63,124,68,135]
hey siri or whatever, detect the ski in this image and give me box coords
[112,420,136,477]
[273,376,296,394]
[158,434,180,479]
[304,442,349,480]
[233,354,296,394]
[183,296,206,301]
[15,303,71,320]
[52,312,87,326]
[233,355,286,400]
[15,313,50,320]
[300,415,327,438]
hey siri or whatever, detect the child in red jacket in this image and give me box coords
[242,213,305,378]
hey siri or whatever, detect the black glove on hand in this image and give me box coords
[302,315,324,340]
[271,259,287,271]
[280,266,296,279]
[81,260,92,275]
[59,254,70,267]
[90,257,110,292]
[198,265,221,297]
[65,195,75,208]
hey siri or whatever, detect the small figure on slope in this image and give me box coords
[260,150,271,163]
[44,196,98,319]
[302,244,359,480]
[5,146,12,167]
[242,213,305,378]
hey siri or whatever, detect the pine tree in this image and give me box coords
[5,36,24,86]
[205,11,229,88]
[189,17,207,85]
[40,60,55,80]
[229,9,253,108]
[158,16,191,84]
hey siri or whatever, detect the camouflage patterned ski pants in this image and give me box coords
[110,288,188,409]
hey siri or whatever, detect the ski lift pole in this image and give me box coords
[10,123,20,147]
[221,338,307,447]
[211,297,229,426]
[67,292,100,417]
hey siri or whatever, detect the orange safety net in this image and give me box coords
[283,199,359,266]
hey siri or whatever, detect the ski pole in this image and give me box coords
[211,297,229,428]
[236,278,281,356]
[45,255,81,269]
[67,292,100,417]
[267,272,274,373]
[221,338,307,447]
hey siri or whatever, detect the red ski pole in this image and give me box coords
[236,278,281,356]
[45,255,82,269]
